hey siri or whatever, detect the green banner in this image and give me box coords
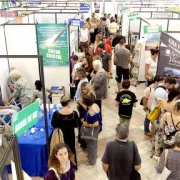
[12,102,39,137]
[120,7,130,14]
[1,0,9,9]
[144,25,162,34]
[128,13,140,21]
[37,24,69,66]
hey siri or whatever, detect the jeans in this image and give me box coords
[0,167,9,180]
[144,116,150,133]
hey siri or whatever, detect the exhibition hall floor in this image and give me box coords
[8,79,157,180]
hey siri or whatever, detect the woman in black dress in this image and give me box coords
[82,56,93,82]
[51,96,79,166]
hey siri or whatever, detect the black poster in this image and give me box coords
[157,32,180,83]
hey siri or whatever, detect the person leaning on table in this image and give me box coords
[8,69,33,108]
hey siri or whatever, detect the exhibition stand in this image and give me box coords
[157,31,180,83]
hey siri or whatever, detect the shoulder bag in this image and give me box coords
[147,101,163,122]
[130,141,141,180]
[80,113,99,141]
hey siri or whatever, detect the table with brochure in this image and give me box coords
[17,104,61,176]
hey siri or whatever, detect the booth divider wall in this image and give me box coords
[0,26,9,101]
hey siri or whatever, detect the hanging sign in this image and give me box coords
[144,25,162,34]
[12,101,39,137]
[79,3,90,13]
[168,7,180,12]
[157,32,180,83]
[68,19,81,26]
[128,13,140,21]
[37,24,69,66]
[120,7,130,14]
[0,10,17,17]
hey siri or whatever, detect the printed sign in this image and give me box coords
[79,3,90,13]
[37,24,69,66]
[12,101,39,137]
[68,19,81,26]
[120,7,130,14]
[144,25,162,34]
[0,10,17,17]
[128,13,140,21]
[157,32,180,82]
[168,7,180,12]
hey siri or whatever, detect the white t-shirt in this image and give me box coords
[80,28,89,42]
[106,19,110,28]
[145,57,158,77]
[151,85,168,109]
[143,85,155,110]
[72,62,82,80]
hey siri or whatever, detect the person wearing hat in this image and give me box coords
[51,95,79,166]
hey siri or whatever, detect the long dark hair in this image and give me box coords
[35,80,42,91]
[167,88,180,103]
[48,143,75,173]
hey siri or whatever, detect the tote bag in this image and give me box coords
[151,149,171,180]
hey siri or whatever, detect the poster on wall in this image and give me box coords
[37,24,69,66]
[157,32,180,83]
[144,25,162,51]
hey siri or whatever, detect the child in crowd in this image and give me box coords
[115,80,137,127]
[77,82,96,150]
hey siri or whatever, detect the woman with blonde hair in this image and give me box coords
[44,143,77,180]
[160,96,180,149]
[9,69,33,108]
[94,34,102,53]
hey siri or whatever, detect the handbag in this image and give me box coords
[130,141,141,180]
[147,101,163,122]
[150,149,171,180]
[80,113,99,141]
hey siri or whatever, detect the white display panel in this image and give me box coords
[5,25,37,55]
[105,2,116,14]
[40,10,61,12]
[145,19,168,31]
[168,20,180,31]
[0,26,9,100]
[139,12,151,18]
[130,19,140,33]
[46,7,65,9]
[22,16,29,23]
[34,13,55,23]
[141,8,158,11]
[44,66,70,90]
[0,26,7,55]
[173,13,179,18]
[61,9,78,13]
[57,13,77,23]
[29,14,34,23]
[8,58,39,89]
[167,33,180,41]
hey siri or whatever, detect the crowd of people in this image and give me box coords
[45,13,180,180]
[0,12,180,180]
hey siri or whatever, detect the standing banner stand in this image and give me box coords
[157,32,180,83]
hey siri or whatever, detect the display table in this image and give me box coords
[17,105,61,176]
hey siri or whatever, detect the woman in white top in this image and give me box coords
[80,26,89,52]
[145,48,159,86]
[109,19,118,35]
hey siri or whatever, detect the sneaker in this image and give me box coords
[153,155,160,162]
[108,85,110,88]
